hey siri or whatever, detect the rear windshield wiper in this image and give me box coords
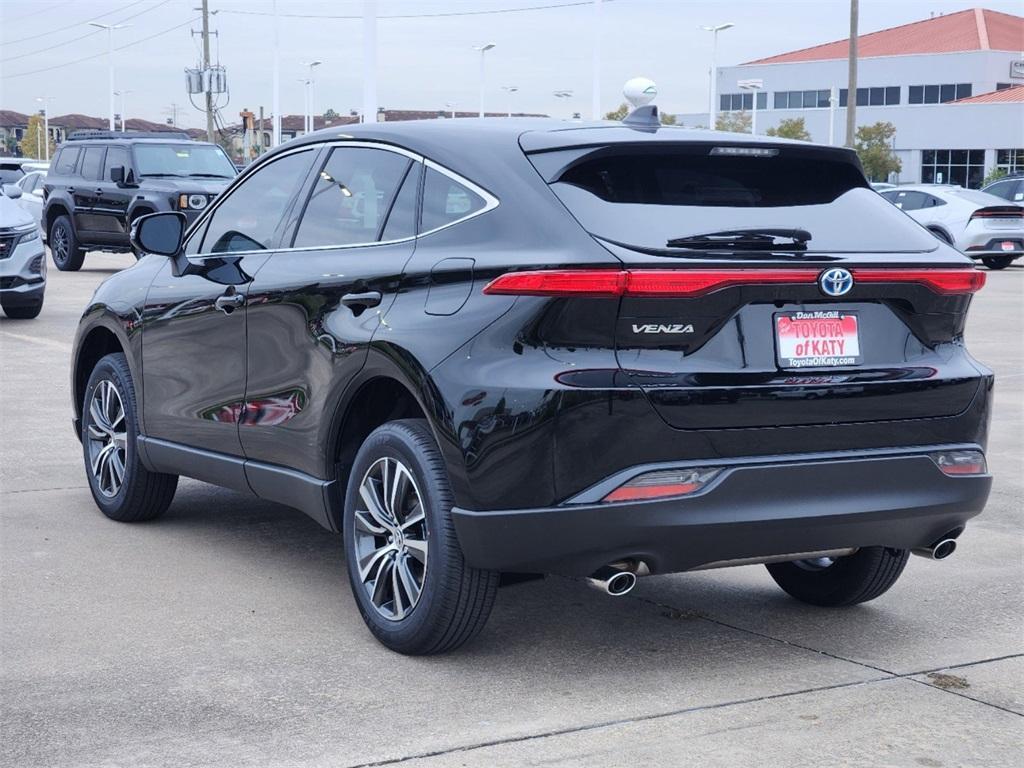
[666,228,812,251]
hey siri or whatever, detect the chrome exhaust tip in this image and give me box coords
[913,538,957,560]
[587,565,638,596]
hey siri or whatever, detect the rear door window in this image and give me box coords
[536,144,937,253]
[54,147,80,175]
[80,147,106,181]
[292,147,411,247]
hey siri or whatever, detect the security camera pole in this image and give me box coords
[200,0,215,142]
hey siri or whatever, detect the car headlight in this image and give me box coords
[178,194,209,210]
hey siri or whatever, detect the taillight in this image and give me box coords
[602,467,722,503]
[930,449,987,476]
[483,267,985,297]
[969,206,1023,221]
[852,268,985,294]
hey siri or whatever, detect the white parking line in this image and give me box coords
[0,330,72,353]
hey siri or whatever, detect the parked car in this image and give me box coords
[879,184,1024,269]
[0,157,44,185]
[870,182,896,191]
[1,183,46,318]
[15,168,46,234]
[71,116,992,654]
[981,173,1024,204]
[43,131,235,271]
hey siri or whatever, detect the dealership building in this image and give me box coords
[675,8,1024,187]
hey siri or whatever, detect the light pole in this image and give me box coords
[738,79,763,135]
[554,90,574,119]
[362,0,378,124]
[114,90,134,132]
[297,78,310,133]
[445,102,457,119]
[501,86,519,117]
[35,96,54,160]
[701,22,734,129]
[591,0,603,119]
[474,43,496,117]
[88,22,130,131]
[301,60,322,132]
[272,0,281,145]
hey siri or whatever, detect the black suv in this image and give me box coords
[43,131,235,271]
[71,116,993,654]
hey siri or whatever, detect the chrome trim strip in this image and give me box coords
[181,140,498,259]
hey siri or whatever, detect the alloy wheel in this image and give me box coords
[353,457,428,621]
[87,380,128,497]
[794,556,836,571]
[51,224,68,263]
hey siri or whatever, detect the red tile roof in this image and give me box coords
[744,8,1024,65]
[0,110,31,127]
[951,84,1024,103]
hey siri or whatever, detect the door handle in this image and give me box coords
[215,290,246,314]
[341,291,382,310]
[67,187,76,194]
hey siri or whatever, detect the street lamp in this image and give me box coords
[554,90,574,119]
[701,22,733,129]
[114,90,134,132]
[34,96,55,160]
[473,43,496,117]
[301,60,322,132]
[88,22,130,131]
[501,86,519,117]
[297,78,310,134]
[445,102,457,119]
[737,79,763,135]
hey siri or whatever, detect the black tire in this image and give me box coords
[982,256,1014,270]
[766,547,909,607]
[81,352,178,522]
[343,419,499,655]
[1,298,43,319]
[49,215,86,271]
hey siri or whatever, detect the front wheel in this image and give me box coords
[766,547,909,607]
[82,353,178,521]
[343,419,499,655]
[982,256,1014,270]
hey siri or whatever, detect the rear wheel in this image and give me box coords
[981,256,1014,270]
[766,547,909,607]
[82,353,178,522]
[49,215,86,271]
[343,419,499,655]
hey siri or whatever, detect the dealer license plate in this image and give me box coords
[775,311,862,369]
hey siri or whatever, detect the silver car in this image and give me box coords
[0,184,47,318]
[14,169,46,235]
[880,184,1024,270]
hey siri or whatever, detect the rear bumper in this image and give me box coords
[451,446,991,576]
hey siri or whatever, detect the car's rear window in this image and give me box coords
[536,144,938,253]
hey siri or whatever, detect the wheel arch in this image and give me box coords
[926,224,955,245]
[72,318,135,439]
[44,200,72,236]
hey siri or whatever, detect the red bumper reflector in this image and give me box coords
[602,468,722,503]
[930,450,987,476]
[483,268,985,297]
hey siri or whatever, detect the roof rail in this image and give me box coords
[66,130,192,141]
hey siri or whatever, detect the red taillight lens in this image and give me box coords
[852,268,985,294]
[484,269,820,298]
[930,449,987,476]
[969,207,1023,220]
[484,267,985,298]
[602,468,722,503]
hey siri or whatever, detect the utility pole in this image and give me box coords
[591,0,602,120]
[845,0,859,148]
[363,0,378,124]
[200,0,215,143]
[272,0,281,145]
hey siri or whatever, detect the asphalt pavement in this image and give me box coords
[1,253,1022,767]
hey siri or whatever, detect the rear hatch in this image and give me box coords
[525,137,985,431]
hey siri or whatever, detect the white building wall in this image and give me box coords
[675,50,1024,185]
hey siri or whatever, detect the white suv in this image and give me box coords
[1,184,47,318]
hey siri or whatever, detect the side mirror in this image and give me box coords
[2,183,22,199]
[110,166,125,184]
[131,212,186,257]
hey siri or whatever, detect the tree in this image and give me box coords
[715,111,751,134]
[604,102,678,125]
[765,117,811,141]
[18,114,54,159]
[323,108,340,119]
[982,166,1008,187]
[854,121,901,182]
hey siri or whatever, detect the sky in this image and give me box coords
[2,0,1022,128]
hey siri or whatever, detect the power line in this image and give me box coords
[1,0,150,46]
[4,16,200,79]
[0,0,76,25]
[2,0,174,64]
[218,1,610,21]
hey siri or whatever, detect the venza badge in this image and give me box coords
[632,323,695,334]
[819,268,854,297]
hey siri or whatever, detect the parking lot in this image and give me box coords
[1,254,1022,767]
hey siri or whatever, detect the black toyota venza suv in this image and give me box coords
[70,112,993,654]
